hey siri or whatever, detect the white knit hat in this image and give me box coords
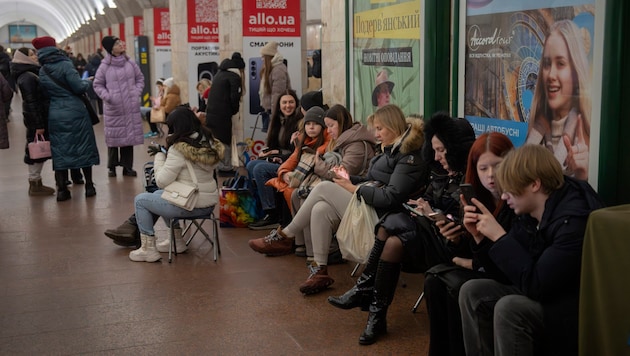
[260,41,278,56]
[163,77,174,88]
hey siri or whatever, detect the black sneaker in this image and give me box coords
[248,214,279,230]
[122,168,137,177]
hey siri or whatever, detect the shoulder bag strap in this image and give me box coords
[184,160,198,186]
[42,66,76,96]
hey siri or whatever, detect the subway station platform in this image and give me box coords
[0,94,429,354]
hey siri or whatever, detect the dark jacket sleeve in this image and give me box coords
[228,73,241,115]
[358,152,427,210]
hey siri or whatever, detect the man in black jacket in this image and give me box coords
[458,144,604,356]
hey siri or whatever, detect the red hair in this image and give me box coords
[465,132,514,214]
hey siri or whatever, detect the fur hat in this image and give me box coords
[163,77,174,88]
[230,52,246,69]
[303,107,325,127]
[371,70,395,106]
[422,112,476,173]
[32,36,57,50]
[260,41,278,57]
[101,36,119,54]
[300,91,324,112]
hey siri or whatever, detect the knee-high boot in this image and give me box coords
[328,238,386,311]
[55,170,71,201]
[359,260,400,345]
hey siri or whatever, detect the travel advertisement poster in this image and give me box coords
[464,0,595,180]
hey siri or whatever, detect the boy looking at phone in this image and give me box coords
[458,144,604,356]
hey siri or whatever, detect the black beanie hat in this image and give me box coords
[102,36,119,55]
[230,52,246,69]
[300,91,324,111]
[303,107,326,127]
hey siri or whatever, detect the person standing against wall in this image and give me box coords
[259,41,291,132]
[206,52,245,172]
[93,36,145,178]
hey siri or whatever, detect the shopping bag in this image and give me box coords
[336,192,378,263]
[28,134,52,159]
[150,107,166,123]
[219,174,263,227]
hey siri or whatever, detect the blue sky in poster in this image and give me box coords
[467,0,594,16]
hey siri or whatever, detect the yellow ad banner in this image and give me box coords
[354,1,421,39]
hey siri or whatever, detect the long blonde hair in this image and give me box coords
[527,20,591,140]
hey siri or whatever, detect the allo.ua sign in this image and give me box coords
[187,0,220,109]
[242,0,301,154]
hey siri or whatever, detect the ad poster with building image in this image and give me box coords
[242,0,302,158]
[153,7,172,95]
[464,0,595,180]
[351,0,422,124]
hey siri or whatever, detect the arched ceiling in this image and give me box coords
[0,0,167,42]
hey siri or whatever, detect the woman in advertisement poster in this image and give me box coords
[526,19,591,180]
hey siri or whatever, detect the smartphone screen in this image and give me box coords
[403,203,424,216]
[460,183,475,205]
[428,212,454,223]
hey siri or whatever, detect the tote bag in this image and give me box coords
[28,134,52,159]
[150,107,166,123]
[336,192,378,264]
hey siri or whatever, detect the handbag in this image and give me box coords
[150,107,166,123]
[336,190,378,264]
[28,134,52,159]
[42,66,99,125]
[161,161,199,211]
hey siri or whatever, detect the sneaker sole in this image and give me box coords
[129,253,161,262]
[248,223,280,231]
[300,280,334,295]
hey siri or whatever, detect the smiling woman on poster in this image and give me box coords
[525,19,591,180]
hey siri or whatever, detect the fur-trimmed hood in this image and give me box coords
[386,116,425,155]
[422,112,475,173]
[170,138,224,167]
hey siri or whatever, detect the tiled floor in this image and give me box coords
[0,94,429,355]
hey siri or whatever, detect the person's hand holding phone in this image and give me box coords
[407,198,433,216]
[436,219,464,244]
[331,165,355,192]
[462,197,506,242]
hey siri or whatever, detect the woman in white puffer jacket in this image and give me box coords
[128,107,224,263]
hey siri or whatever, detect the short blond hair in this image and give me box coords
[496,144,564,196]
[367,104,407,137]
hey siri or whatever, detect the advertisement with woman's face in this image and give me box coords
[464,0,595,180]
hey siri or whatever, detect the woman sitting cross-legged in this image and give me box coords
[249,104,429,295]
[327,112,476,345]
[126,107,224,262]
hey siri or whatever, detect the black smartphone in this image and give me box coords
[460,183,475,205]
[428,212,453,223]
[261,146,271,153]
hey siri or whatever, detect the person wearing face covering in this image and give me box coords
[93,36,145,178]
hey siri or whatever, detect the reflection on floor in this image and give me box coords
[0,95,428,354]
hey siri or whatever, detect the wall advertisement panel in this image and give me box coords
[242,0,302,158]
[153,8,172,86]
[187,0,220,109]
[351,0,422,124]
[464,0,596,180]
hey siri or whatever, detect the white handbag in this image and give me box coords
[161,161,199,211]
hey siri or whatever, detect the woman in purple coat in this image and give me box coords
[93,36,145,177]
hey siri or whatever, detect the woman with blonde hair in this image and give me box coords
[259,41,291,131]
[526,19,591,180]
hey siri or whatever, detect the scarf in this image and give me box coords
[12,50,38,65]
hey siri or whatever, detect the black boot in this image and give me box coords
[328,238,386,311]
[55,171,71,202]
[359,260,400,345]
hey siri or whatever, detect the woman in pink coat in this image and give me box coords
[93,36,145,177]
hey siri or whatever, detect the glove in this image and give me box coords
[147,145,165,156]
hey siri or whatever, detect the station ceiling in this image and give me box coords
[0,0,168,42]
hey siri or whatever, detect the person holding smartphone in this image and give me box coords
[424,132,516,356]
[327,112,473,345]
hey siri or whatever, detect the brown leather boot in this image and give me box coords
[248,227,293,256]
[104,220,140,246]
[28,179,56,196]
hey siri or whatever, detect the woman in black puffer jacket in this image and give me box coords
[10,47,55,196]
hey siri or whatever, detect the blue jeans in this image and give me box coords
[134,190,214,235]
[246,159,279,211]
[459,279,544,356]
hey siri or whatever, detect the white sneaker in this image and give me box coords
[129,234,161,262]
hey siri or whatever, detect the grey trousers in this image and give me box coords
[458,279,544,356]
[284,181,351,265]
